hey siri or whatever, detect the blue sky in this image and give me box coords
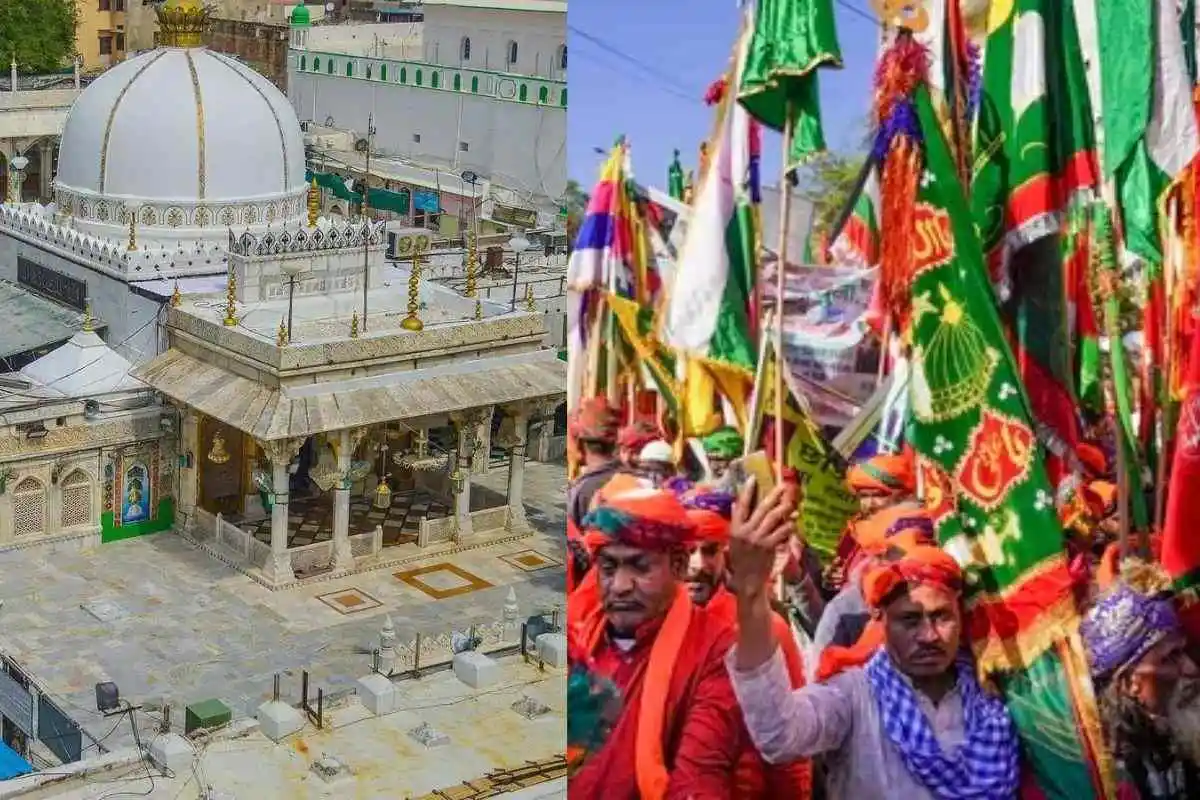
[567,0,881,187]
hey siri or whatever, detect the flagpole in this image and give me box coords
[1155,196,1179,532]
[773,106,795,483]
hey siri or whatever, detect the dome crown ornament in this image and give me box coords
[156,0,213,48]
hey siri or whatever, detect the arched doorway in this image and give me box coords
[18,146,42,203]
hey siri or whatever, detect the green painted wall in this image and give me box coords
[101,498,175,544]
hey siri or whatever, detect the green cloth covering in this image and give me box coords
[305,171,410,213]
[701,426,743,459]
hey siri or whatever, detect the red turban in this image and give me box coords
[846,447,916,496]
[570,397,619,443]
[686,508,730,544]
[852,503,936,554]
[861,544,963,609]
[618,419,662,452]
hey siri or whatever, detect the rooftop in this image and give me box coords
[419,0,567,12]
[0,281,97,361]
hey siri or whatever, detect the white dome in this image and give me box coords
[55,47,307,240]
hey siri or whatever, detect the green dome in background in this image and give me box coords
[290,1,311,26]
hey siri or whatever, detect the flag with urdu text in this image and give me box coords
[971,0,1098,487]
[910,86,1111,799]
[737,0,842,169]
[663,29,760,433]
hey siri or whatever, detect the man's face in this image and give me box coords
[883,583,962,678]
[685,541,727,605]
[638,461,672,483]
[708,456,730,478]
[860,493,893,514]
[596,544,682,636]
[1126,633,1200,760]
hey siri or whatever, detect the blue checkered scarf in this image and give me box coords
[865,649,1019,800]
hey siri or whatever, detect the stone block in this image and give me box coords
[148,732,194,775]
[356,673,398,716]
[452,650,500,689]
[536,633,567,668]
[257,699,304,741]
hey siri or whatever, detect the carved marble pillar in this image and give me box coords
[530,398,561,463]
[178,408,200,517]
[331,427,367,571]
[38,141,51,202]
[259,437,304,584]
[0,471,13,545]
[500,404,531,532]
[450,409,488,541]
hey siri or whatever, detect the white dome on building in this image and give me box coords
[54,47,308,242]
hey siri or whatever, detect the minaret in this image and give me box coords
[290,0,311,50]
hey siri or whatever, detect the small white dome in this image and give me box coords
[55,47,307,242]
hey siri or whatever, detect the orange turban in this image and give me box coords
[581,486,698,553]
[846,448,916,496]
[1083,480,1118,518]
[1076,443,1108,477]
[852,503,936,555]
[862,544,963,609]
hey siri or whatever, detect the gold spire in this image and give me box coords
[127,210,137,251]
[350,310,360,338]
[400,250,424,331]
[156,0,212,49]
[169,281,182,308]
[222,271,237,327]
[277,318,288,346]
[524,283,536,312]
[307,177,320,227]
[473,298,483,320]
[81,303,94,332]
[464,231,478,298]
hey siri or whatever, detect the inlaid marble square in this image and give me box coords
[499,550,561,573]
[316,588,383,615]
[394,563,493,600]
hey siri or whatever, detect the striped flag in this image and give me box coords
[663,30,760,431]
[828,168,880,268]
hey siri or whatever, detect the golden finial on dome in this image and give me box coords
[524,283,536,312]
[223,271,237,327]
[156,0,213,49]
[307,177,320,228]
[170,281,182,308]
[350,310,360,338]
[464,231,478,298]
[81,302,94,333]
[127,210,137,251]
[277,317,288,347]
[473,298,483,320]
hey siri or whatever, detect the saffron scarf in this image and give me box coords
[865,649,1020,800]
[581,584,693,800]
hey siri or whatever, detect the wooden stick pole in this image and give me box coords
[773,108,796,483]
[1155,196,1179,533]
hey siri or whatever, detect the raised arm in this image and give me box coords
[725,643,854,763]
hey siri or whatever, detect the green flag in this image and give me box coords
[910,86,1110,798]
[736,0,841,169]
[1093,0,1153,181]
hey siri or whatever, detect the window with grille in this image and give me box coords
[60,471,92,529]
[461,37,471,61]
[12,478,45,536]
[507,41,518,66]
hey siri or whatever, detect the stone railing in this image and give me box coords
[289,540,333,576]
[418,506,510,546]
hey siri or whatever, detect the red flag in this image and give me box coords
[1162,320,1200,638]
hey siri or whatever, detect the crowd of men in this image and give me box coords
[563,397,1200,799]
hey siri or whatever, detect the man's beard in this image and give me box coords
[1165,679,1200,767]
[685,570,721,604]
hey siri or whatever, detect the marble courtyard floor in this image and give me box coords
[0,462,566,756]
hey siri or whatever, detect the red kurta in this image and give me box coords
[705,587,813,799]
[569,604,748,799]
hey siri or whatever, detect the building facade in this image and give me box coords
[287,0,567,216]
[76,0,129,73]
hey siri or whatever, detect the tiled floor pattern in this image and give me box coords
[499,549,561,573]
[315,587,384,615]
[394,562,495,600]
[240,489,451,548]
